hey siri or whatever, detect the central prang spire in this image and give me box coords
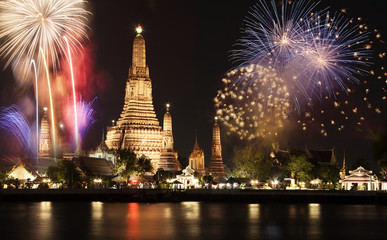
[132,25,146,70]
[105,25,162,170]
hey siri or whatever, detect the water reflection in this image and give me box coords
[162,205,175,237]
[181,201,200,238]
[36,201,52,240]
[127,202,139,239]
[248,204,260,238]
[288,204,297,219]
[248,203,260,221]
[308,203,321,239]
[2,202,387,240]
[91,201,104,237]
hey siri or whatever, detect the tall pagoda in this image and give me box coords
[105,25,163,169]
[158,104,181,171]
[208,117,226,178]
[38,108,51,158]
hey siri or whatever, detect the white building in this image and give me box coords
[89,132,116,165]
[339,166,387,191]
[174,166,200,189]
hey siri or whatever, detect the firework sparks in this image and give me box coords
[233,0,371,100]
[30,60,39,159]
[0,0,90,82]
[0,105,32,157]
[77,98,96,146]
[217,0,387,141]
[41,48,56,158]
[64,36,79,154]
[63,97,96,151]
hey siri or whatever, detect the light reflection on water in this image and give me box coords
[248,204,260,238]
[91,201,103,237]
[308,203,321,239]
[36,201,52,240]
[182,201,200,238]
[1,202,387,240]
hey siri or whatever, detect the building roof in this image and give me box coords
[341,166,376,182]
[182,165,195,175]
[35,158,56,174]
[193,133,201,151]
[76,157,114,177]
[305,146,336,165]
[349,166,373,175]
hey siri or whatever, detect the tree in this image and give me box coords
[115,149,137,179]
[286,154,313,183]
[46,160,81,187]
[153,168,178,182]
[115,149,154,181]
[0,170,6,188]
[231,145,272,181]
[370,130,387,178]
[136,155,153,180]
[200,175,214,186]
[0,170,7,181]
[316,166,340,185]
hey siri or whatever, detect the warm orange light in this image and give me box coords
[136,25,142,34]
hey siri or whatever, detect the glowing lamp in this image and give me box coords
[136,25,142,34]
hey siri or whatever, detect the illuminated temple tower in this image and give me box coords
[188,134,205,176]
[158,104,181,171]
[105,25,163,168]
[208,117,226,178]
[39,108,51,158]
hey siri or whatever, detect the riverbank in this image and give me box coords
[2,189,387,204]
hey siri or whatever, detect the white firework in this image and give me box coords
[0,0,90,82]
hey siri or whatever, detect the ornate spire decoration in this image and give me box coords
[193,130,200,151]
[105,25,162,169]
[340,150,346,180]
[159,104,181,171]
[39,107,51,158]
[189,133,205,176]
[208,117,226,178]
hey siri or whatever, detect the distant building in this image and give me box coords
[305,146,337,166]
[35,158,56,176]
[188,134,205,176]
[89,132,116,165]
[158,105,181,171]
[6,160,39,184]
[175,166,200,189]
[208,117,226,178]
[340,152,346,180]
[76,156,115,178]
[39,109,51,158]
[339,166,384,190]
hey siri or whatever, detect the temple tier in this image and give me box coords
[106,27,180,171]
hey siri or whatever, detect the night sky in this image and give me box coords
[1,0,387,169]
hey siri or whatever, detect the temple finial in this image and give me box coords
[166,103,170,112]
[136,24,142,34]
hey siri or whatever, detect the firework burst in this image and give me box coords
[0,0,90,82]
[217,0,387,141]
[0,105,33,157]
[233,0,371,99]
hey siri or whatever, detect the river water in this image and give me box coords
[1,202,387,240]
